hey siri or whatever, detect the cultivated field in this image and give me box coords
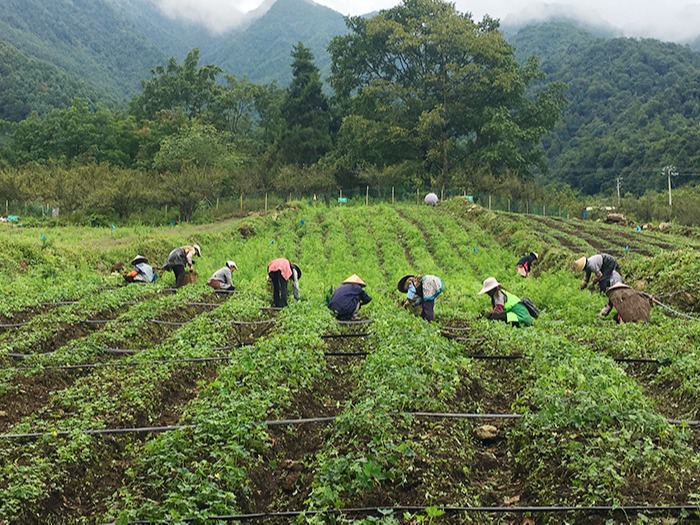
[1,201,699,524]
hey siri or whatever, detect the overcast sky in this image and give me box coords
[155,0,700,42]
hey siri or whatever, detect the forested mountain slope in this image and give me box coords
[0,0,165,104]
[511,23,700,196]
[0,40,103,122]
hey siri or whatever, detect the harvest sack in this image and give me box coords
[519,297,540,319]
[607,286,651,323]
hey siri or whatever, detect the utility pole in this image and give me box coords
[616,176,623,207]
[662,165,677,207]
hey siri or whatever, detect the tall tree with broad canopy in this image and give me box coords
[328,0,566,187]
[277,42,332,167]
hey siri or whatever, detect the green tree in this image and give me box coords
[129,49,223,122]
[328,0,566,187]
[153,123,243,221]
[277,43,332,166]
[8,99,139,167]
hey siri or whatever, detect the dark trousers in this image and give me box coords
[269,270,288,307]
[421,300,435,322]
[172,265,186,288]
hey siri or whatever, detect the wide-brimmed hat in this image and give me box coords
[342,274,366,287]
[292,264,302,280]
[193,244,201,256]
[226,260,237,270]
[131,255,148,265]
[397,274,414,292]
[531,252,539,260]
[574,257,586,272]
[478,277,501,295]
[606,282,630,293]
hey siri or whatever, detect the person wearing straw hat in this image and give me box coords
[574,253,621,293]
[398,274,443,322]
[207,260,237,291]
[162,244,201,288]
[598,282,651,323]
[328,274,372,321]
[267,258,301,308]
[516,252,538,278]
[123,255,157,284]
[478,277,533,327]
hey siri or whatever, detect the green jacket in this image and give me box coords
[501,290,533,326]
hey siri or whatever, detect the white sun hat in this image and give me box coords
[478,277,501,295]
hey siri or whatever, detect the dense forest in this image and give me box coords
[2,0,700,223]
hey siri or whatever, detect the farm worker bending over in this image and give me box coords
[207,260,237,291]
[329,274,372,321]
[598,282,651,323]
[398,274,443,322]
[516,252,538,278]
[478,277,533,327]
[123,255,157,284]
[574,253,621,293]
[162,244,201,288]
[267,258,300,308]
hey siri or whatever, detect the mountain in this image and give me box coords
[0,0,167,105]
[510,22,700,196]
[0,39,103,122]
[202,0,348,86]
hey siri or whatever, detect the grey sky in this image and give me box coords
[155,0,700,42]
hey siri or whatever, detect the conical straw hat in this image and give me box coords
[478,277,500,295]
[342,274,366,287]
[574,257,587,273]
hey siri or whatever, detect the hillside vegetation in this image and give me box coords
[0,201,699,523]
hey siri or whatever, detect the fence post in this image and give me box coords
[416,188,419,205]
[508,199,511,213]
[488,195,492,210]
[366,186,369,206]
[265,193,268,212]
[526,200,529,214]
[240,194,243,212]
[441,186,444,201]
[392,187,395,204]
[543,205,546,216]
[216,197,219,210]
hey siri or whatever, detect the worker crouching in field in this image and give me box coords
[598,282,651,323]
[123,255,157,283]
[478,277,533,327]
[207,260,237,291]
[398,274,443,322]
[516,252,538,278]
[267,258,301,307]
[574,253,621,292]
[162,244,201,288]
[328,274,372,321]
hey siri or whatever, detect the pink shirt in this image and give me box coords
[267,258,293,281]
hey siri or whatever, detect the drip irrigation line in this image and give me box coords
[109,504,700,523]
[185,302,221,307]
[2,355,236,371]
[467,354,523,360]
[324,351,370,357]
[336,318,374,325]
[149,319,188,326]
[230,319,276,326]
[0,321,28,328]
[81,319,112,325]
[3,412,700,440]
[450,337,487,342]
[39,301,78,306]
[260,306,283,312]
[321,332,371,339]
[441,326,472,332]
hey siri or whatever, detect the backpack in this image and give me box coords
[520,297,540,319]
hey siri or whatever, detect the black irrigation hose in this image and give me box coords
[324,351,370,357]
[230,319,276,326]
[321,332,371,339]
[6,412,700,440]
[336,318,374,325]
[110,504,700,523]
[2,355,236,371]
